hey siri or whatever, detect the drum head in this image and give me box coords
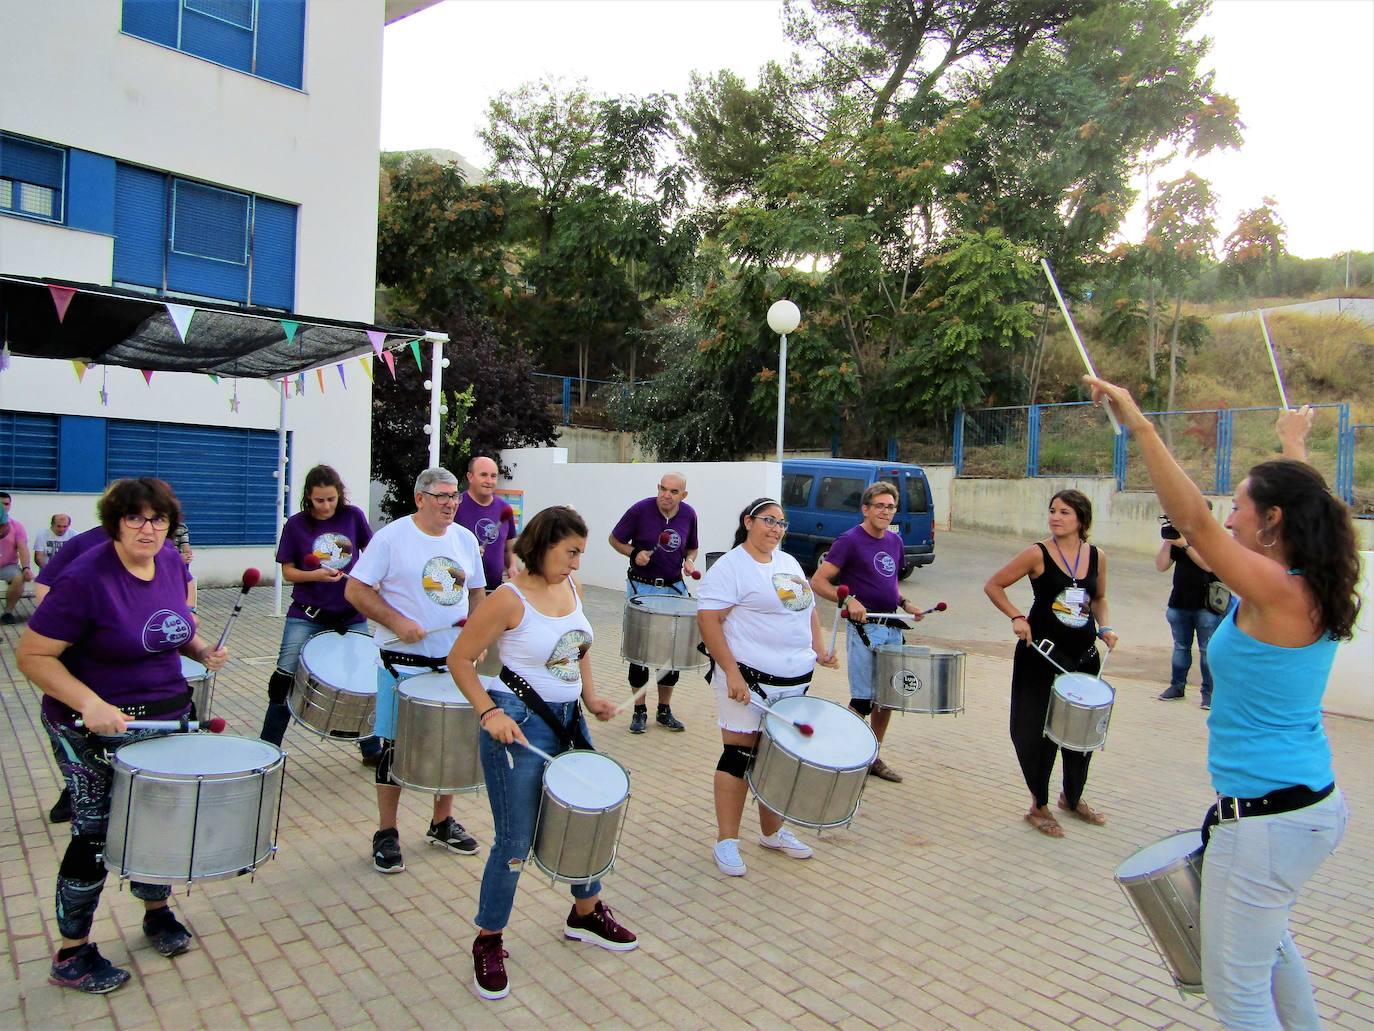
[627,595,698,617]
[1055,672,1113,706]
[399,672,465,704]
[544,751,629,809]
[1115,830,1203,880]
[300,631,379,693]
[764,696,878,768]
[116,734,282,775]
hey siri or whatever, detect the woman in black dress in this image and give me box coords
[984,490,1118,837]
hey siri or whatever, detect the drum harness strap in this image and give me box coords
[379,649,447,679]
[497,666,593,752]
[299,605,363,629]
[698,644,810,701]
[64,690,192,727]
[627,570,686,594]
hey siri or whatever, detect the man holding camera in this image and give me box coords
[1155,511,1224,709]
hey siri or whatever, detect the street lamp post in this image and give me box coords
[767,300,801,465]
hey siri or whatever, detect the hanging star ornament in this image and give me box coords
[229,381,241,413]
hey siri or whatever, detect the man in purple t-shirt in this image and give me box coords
[811,481,926,783]
[454,456,517,590]
[608,472,699,734]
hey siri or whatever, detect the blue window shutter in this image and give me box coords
[180,4,253,74]
[250,198,297,309]
[167,180,249,302]
[255,0,306,88]
[121,0,178,48]
[0,412,60,490]
[113,164,168,288]
[66,151,117,235]
[0,134,65,221]
[58,417,108,493]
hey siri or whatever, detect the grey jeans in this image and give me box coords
[1201,787,1348,1029]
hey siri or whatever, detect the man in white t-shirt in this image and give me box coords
[33,513,76,569]
[346,467,487,875]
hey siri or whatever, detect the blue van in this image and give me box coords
[780,459,935,579]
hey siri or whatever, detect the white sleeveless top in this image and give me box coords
[490,581,594,704]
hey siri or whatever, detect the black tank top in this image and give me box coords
[1027,541,1099,666]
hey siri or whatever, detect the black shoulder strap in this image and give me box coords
[498,666,591,751]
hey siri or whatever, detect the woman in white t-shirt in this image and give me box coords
[697,497,838,878]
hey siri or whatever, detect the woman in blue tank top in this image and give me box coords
[1087,379,1360,1029]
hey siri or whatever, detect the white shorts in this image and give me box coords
[712,666,810,734]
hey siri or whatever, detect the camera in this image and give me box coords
[1159,516,1182,541]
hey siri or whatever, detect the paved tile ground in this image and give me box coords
[2,529,1371,1029]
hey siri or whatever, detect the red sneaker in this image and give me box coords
[472,932,509,1000]
[564,901,639,952]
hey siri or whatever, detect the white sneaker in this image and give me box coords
[714,838,747,876]
[758,827,813,859]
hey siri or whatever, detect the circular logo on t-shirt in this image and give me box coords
[772,573,813,612]
[1051,589,1090,629]
[311,532,354,570]
[873,551,898,578]
[659,529,682,552]
[474,518,499,546]
[421,556,467,606]
[546,629,592,683]
[143,609,192,651]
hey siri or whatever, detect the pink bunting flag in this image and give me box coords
[72,359,88,382]
[367,330,386,357]
[141,369,154,386]
[316,367,325,393]
[382,350,396,379]
[166,302,196,342]
[408,339,423,370]
[358,356,374,382]
[281,320,300,345]
[48,285,78,323]
[336,363,347,388]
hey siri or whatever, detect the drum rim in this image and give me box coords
[1114,830,1204,882]
[625,595,698,613]
[112,732,284,772]
[1052,673,1115,704]
[542,749,631,807]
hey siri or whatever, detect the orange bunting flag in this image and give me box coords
[316,367,326,393]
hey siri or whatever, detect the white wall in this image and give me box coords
[499,448,782,591]
[1327,552,1374,720]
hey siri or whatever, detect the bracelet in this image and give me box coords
[1096,626,1114,637]
[478,706,503,725]
[1010,614,1027,623]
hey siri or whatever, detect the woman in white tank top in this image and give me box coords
[449,506,637,1002]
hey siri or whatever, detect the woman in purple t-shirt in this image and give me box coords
[17,478,227,995]
[260,464,374,748]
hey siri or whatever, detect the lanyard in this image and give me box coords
[1052,539,1083,585]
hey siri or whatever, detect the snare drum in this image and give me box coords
[1114,830,1205,994]
[105,734,285,885]
[290,630,378,738]
[748,696,877,829]
[391,672,482,793]
[621,595,705,671]
[181,655,214,720]
[873,644,966,714]
[531,750,631,885]
[1044,672,1114,752]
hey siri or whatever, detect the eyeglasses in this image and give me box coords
[756,515,789,530]
[422,490,461,504]
[122,513,170,530]
[866,503,897,512]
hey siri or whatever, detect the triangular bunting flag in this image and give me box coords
[316,367,325,393]
[72,359,88,382]
[281,320,300,345]
[0,344,10,373]
[165,302,196,342]
[408,339,423,370]
[359,356,374,382]
[367,330,386,356]
[296,372,306,396]
[207,372,219,384]
[48,285,78,323]
[382,350,396,378]
[336,363,347,388]
[141,369,154,385]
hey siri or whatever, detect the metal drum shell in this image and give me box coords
[1044,673,1115,753]
[747,696,877,829]
[104,734,285,885]
[620,595,706,671]
[181,655,215,721]
[289,630,378,738]
[390,673,483,794]
[873,644,966,714]
[1115,830,1205,994]
[531,751,631,885]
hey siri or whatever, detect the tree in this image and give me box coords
[1224,198,1287,297]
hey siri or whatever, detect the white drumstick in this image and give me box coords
[509,740,600,790]
[747,697,815,736]
[608,685,653,720]
[1255,311,1290,410]
[76,716,227,733]
[1041,258,1122,435]
[827,585,850,655]
[379,619,465,648]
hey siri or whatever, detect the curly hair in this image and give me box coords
[1246,459,1362,639]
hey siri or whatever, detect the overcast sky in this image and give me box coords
[381,0,1374,260]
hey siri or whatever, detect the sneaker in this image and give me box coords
[1200,693,1212,711]
[49,787,72,824]
[472,932,510,1000]
[372,828,405,874]
[655,708,686,732]
[714,838,747,876]
[868,758,903,783]
[628,708,647,734]
[564,901,639,952]
[0,612,16,625]
[426,817,479,855]
[1158,686,1186,701]
[142,907,193,957]
[758,827,813,859]
[48,943,131,994]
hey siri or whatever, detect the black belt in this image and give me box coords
[736,661,811,700]
[864,617,912,630]
[379,649,447,678]
[300,605,363,628]
[62,690,192,724]
[627,570,685,591]
[1215,782,1335,822]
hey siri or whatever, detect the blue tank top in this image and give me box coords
[1205,600,1336,797]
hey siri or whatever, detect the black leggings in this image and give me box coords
[1009,680,1092,810]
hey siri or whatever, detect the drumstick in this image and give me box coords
[509,740,601,790]
[747,697,814,736]
[213,567,260,652]
[827,585,850,655]
[378,618,466,648]
[1255,310,1291,410]
[607,686,654,720]
[849,602,948,620]
[298,553,358,580]
[1041,257,1122,436]
[77,716,227,733]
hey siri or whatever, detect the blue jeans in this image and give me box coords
[1165,607,1221,694]
[1201,788,1348,1029]
[845,621,903,701]
[475,693,598,931]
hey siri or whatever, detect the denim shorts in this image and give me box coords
[845,621,904,701]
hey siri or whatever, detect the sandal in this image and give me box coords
[1024,811,1064,838]
[1058,795,1107,825]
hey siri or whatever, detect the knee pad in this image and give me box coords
[58,834,106,883]
[716,744,755,779]
[627,664,649,689]
[850,698,874,717]
[657,670,680,688]
[268,668,294,705]
[374,740,396,786]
